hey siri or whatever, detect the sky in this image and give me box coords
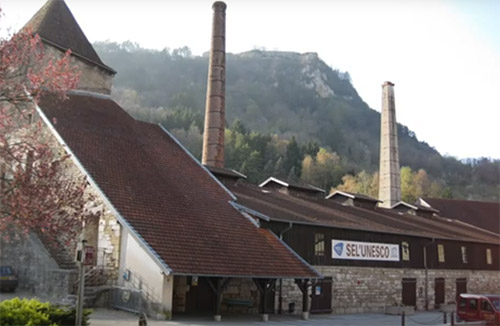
[2,0,499,160]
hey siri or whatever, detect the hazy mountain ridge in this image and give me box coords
[93,41,499,201]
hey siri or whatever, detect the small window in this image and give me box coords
[461,246,468,264]
[402,241,410,261]
[486,249,492,265]
[438,244,445,263]
[314,233,325,256]
[482,300,493,312]
[469,299,478,310]
[459,298,467,309]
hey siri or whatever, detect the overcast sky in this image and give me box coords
[2,0,499,159]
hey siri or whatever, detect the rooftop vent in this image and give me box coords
[391,201,439,218]
[259,177,325,198]
[205,165,246,185]
[326,191,381,209]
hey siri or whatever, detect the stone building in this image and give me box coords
[200,12,500,314]
[3,0,498,321]
[3,0,321,320]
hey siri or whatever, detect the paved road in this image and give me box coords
[90,308,452,326]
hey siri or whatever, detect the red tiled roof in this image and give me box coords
[38,93,319,279]
[24,0,115,74]
[228,182,499,245]
[421,197,500,235]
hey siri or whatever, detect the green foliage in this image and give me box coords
[334,170,379,198]
[94,41,499,201]
[283,137,302,180]
[334,167,447,203]
[301,148,345,190]
[0,298,91,326]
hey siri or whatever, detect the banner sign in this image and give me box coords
[332,239,399,261]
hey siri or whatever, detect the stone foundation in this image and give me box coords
[280,266,500,314]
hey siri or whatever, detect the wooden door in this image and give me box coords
[311,277,332,313]
[456,278,467,302]
[185,277,216,313]
[402,278,417,307]
[434,278,445,308]
[264,282,276,314]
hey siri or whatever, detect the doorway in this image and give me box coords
[402,278,417,306]
[456,278,467,302]
[434,278,445,308]
[311,277,332,313]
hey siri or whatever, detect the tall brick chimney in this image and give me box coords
[378,81,401,208]
[202,1,227,168]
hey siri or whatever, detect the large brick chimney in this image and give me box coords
[378,81,401,208]
[202,1,227,168]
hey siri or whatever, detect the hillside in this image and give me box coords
[93,41,499,201]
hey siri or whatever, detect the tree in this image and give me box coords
[0,19,92,243]
[400,166,445,203]
[283,136,302,179]
[300,147,344,190]
[333,170,378,198]
[400,167,417,203]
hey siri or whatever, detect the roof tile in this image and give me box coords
[39,93,319,278]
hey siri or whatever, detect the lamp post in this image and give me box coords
[75,239,87,326]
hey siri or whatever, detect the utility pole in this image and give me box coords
[76,239,87,326]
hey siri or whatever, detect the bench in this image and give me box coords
[223,299,253,312]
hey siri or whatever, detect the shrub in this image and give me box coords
[0,298,91,326]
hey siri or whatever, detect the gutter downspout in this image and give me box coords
[279,222,293,314]
[423,238,435,311]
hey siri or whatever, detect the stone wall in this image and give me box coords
[280,279,308,314]
[0,233,77,303]
[0,100,122,301]
[223,278,259,313]
[96,210,121,281]
[173,276,188,313]
[279,266,500,314]
[44,45,113,95]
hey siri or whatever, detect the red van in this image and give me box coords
[457,294,500,325]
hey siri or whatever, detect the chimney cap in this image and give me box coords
[382,81,395,87]
[213,1,227,10]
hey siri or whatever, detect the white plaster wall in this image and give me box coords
[121,229,164,304]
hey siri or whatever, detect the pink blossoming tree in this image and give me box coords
[0,9,95,245]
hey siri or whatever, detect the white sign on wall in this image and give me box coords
[332,239,400,261]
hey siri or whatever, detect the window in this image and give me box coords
[314,233,325,256]
[461,246,468,264]
[438,244,445,263]
[459,297,467,309]
[469,299,478,310]
[402,241,410,261]
[482,300,493,312]
[486,249,492,265]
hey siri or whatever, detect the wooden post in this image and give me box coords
[253,279,276,322]
[278,279,283,314]
[294,279,310,320]
[207,277,230,322]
